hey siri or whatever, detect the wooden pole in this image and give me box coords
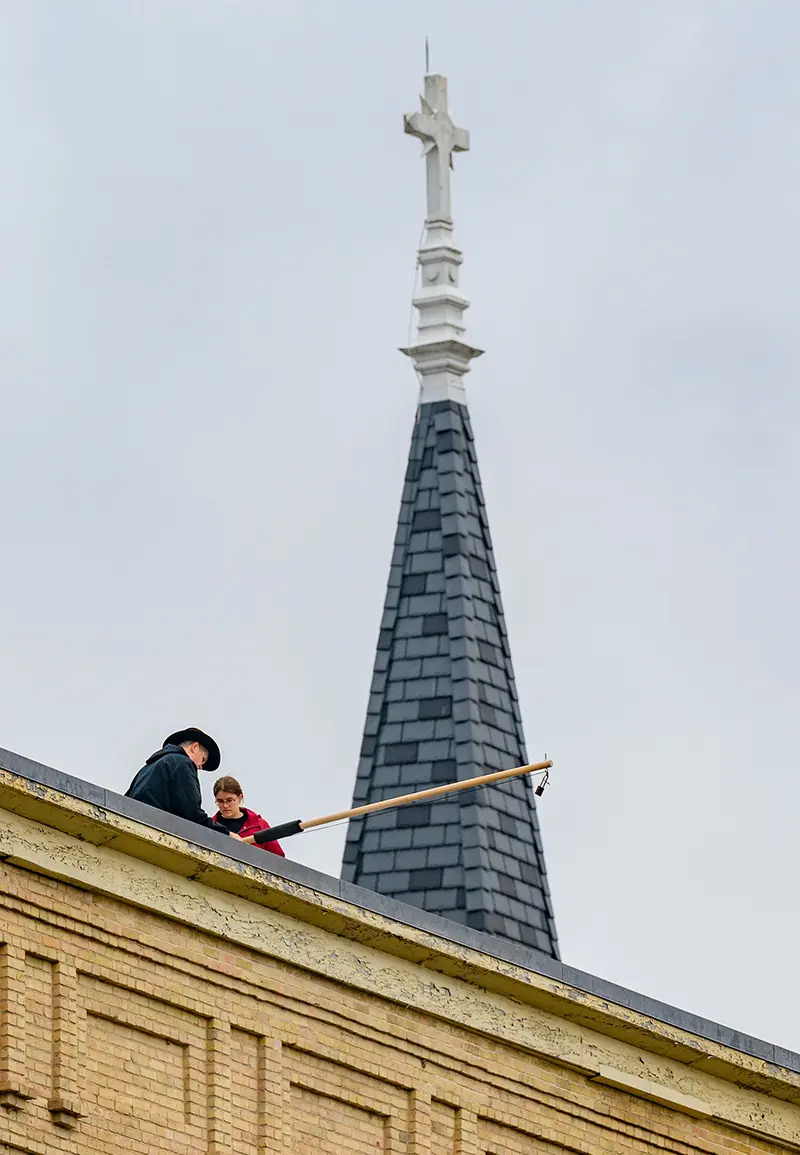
[248,759,552,844]
[303,758,552,829]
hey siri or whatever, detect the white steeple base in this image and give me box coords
[399,338,482,406]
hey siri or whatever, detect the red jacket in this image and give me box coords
[212,808,285,857]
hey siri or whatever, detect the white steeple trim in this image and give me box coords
[400,74,482,406]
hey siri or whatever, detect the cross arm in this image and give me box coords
[404,110,434,143]
[452,126,470,154]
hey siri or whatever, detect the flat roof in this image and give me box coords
[1,741,797,1076]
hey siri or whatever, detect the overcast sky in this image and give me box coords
[2,0,799,1051]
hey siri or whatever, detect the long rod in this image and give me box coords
[303,758,552,829]
[251,759,552,844]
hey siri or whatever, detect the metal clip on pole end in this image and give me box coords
[534,769,549,797]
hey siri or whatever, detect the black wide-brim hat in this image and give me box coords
[163,727,221,774]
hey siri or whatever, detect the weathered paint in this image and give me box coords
[1,767,799,1152]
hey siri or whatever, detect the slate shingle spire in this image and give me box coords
[341,74,559,958]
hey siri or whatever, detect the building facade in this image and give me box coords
[1,749,799,1155]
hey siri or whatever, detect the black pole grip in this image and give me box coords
[253,819,303,843]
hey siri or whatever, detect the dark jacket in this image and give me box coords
[212,808,285,856]
[126,744,228,833]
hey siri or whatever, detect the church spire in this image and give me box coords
[341,72,559,958]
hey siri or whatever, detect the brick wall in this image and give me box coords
[0,854,795,1155]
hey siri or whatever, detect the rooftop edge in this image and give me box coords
[0,742,797,1081]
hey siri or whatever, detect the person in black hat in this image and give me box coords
[125,728,239,837]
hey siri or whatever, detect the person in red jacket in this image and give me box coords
[211,776,285,857]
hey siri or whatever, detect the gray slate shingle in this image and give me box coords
[340,400,559,959]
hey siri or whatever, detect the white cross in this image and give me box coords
[404,75,470,223]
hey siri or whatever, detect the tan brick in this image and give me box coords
[0,782,799,1155]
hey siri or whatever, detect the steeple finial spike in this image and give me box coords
[425,36,430,75]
